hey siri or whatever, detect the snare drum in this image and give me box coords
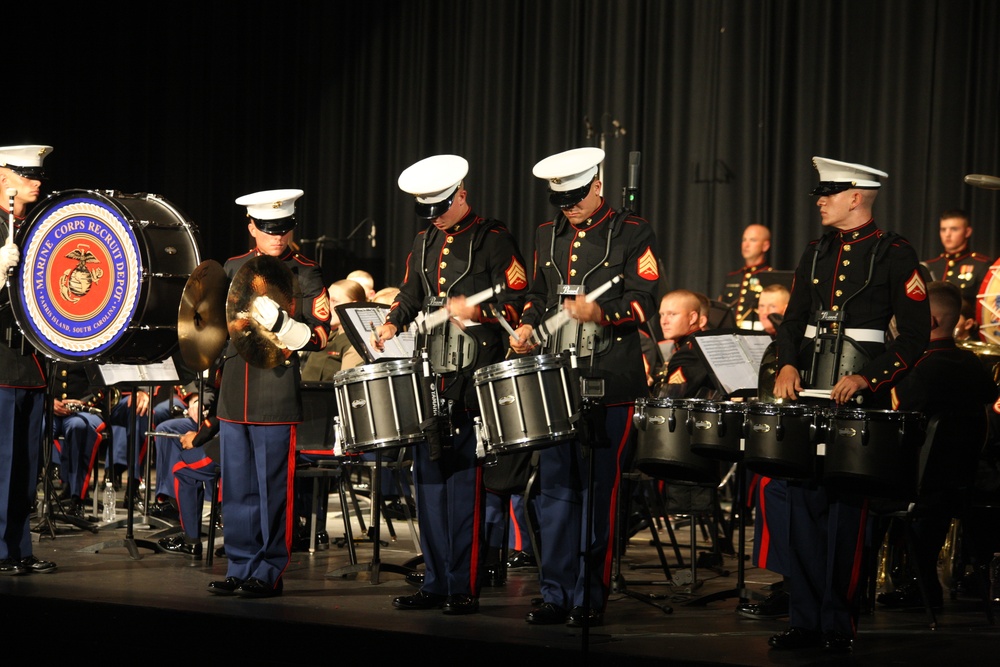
[822,408,925,499]
[744,402,820,480]
[688,400,746,462]
[12,189,202,363]
[474,352,580,454]
[633,397,719,484]
[333,359,435,453]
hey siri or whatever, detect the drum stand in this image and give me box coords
[682,459,754,606]
[326,448,420,584]
[610,472,674,613]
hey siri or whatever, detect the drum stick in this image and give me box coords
[538,273,624,340]
[421,282,503,331]
[145,431,183,439]
[6,188,16,245]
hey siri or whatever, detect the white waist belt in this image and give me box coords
[804,325,885,344]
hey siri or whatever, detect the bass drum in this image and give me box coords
[11,189,201,363]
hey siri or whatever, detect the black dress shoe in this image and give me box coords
[823,632,854,652]
[405,570,425,587]
[20,555,57,573]
[736,589,790,619]
[566,606,603,627]
[506,550,537,569]
[148,502,180,521]
[65,497,87,521]
[768,627,823,650]
[158,535,203,559]
[0,558,28,576]
[393,590,446,610]
[876,584,942,609]
[442,595,480,615]
[235,577,282,598]
[525,602,569,625]
[207,576,244,595]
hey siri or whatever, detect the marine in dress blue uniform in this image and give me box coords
[718,224,774,330]
[207,189,331,598]
[923,209,991,303]
[769,157,931,652]
[510,147,660,626]
[0,144,57,575]
[375,155,528,615]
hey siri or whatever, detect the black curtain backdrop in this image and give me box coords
[9,0,1000,299]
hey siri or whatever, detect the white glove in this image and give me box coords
[1,242,18,273]
[250,295,283,331]
[0,242,18,289]
[250,295,312,351]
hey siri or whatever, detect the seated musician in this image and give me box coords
[50,362,109,520]
[875,281,998,608]
[148,375,216,521]
[158,388,220,560]
[655,289,717,399]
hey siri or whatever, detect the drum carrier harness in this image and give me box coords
[802,230,898,393]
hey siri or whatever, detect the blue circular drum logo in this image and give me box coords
[19,194,141,359]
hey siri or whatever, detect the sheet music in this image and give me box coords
[693,333,772,395]
[98,357,180,385]
[340,305,415,361]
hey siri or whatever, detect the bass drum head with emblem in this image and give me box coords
[976,258,1000,346]
[10,189,202,363]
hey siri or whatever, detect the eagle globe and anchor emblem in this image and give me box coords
[15,193,143,361]
[58,243,105,303]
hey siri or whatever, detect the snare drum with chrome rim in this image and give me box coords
[333,358,436,453]
[473,352,581,454]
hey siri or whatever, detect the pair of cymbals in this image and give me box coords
[177,256,294,370]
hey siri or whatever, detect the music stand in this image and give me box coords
[674,332,772,606]
[79,359,180,559]
[326,447,420,584]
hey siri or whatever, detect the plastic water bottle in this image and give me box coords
[103,480,117,522]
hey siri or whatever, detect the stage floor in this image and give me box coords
[3,488,999,667]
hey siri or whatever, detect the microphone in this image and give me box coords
[627,151,641,190]
[370,220,376,248]
[964,174,1000,190]
[623,151,641,211]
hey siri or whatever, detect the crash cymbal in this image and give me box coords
[177,260,229,372]
[226,255,296,369]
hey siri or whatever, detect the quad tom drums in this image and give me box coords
[633,397,719,485]
[11,189,201,363]
[822,408,925,499]
[333,359,436,453]
[474,352,581,454]
[688,400,746,462]
[743,401,820,480]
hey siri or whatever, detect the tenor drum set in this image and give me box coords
[633,397,926,501]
